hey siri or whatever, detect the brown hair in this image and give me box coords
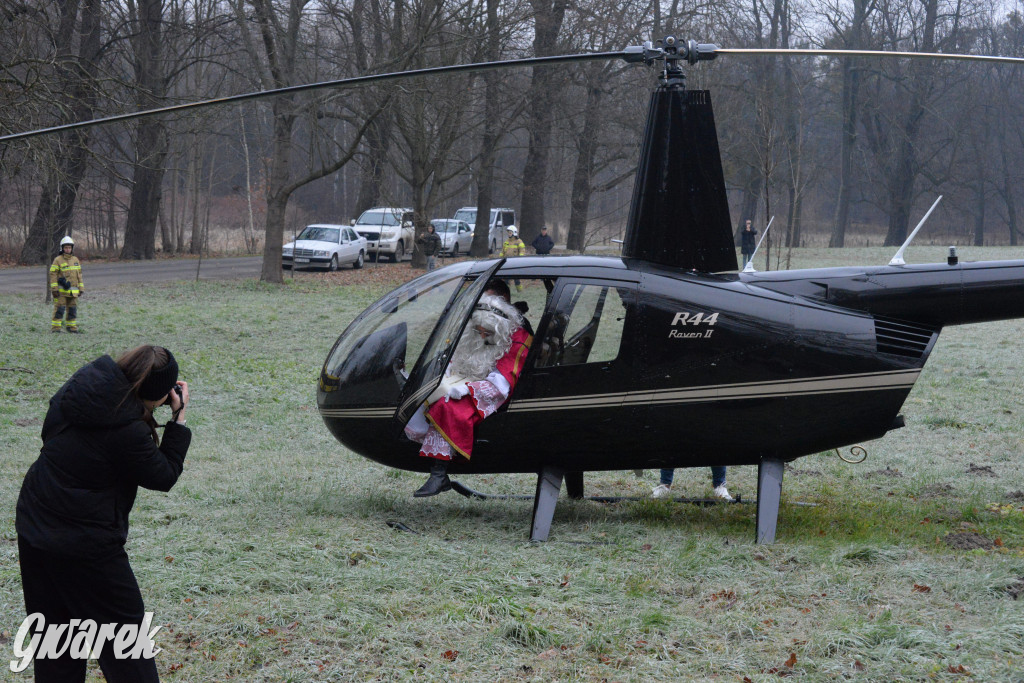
[116,345,171,442]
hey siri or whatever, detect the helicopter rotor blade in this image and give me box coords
[0,51,628,144]
[715,47,1024,66]
[6,42,1022,144]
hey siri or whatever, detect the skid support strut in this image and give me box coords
[756,458,784,544]
[530,466,565,542]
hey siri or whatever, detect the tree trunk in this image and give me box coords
[518,0,568,246]
[121,0,169,260]
[882,0,937,247]
[260,100,296,284]
[19,0,101,264]
[830,56,859,248]
[566,83,601,252]
[471,0,501,258]
[973,180,986,246]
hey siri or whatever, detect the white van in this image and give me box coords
[452,207,516,254]
[351,207,414,262]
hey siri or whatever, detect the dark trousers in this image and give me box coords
[18,537,160,683]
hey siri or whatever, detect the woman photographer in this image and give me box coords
[16,345,191,682]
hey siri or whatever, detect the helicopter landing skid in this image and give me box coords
[449,470,750,544]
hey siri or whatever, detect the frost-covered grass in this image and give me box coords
[1,250,1023,681]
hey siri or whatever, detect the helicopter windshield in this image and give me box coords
[319,261,498,409]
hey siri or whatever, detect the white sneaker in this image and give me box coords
[713,484,733,502]
[652,484,672,498]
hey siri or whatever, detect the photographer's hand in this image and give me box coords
[170,381,189,424]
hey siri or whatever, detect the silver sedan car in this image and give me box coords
[431,219,474,256]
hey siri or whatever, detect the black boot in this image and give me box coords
[414,461,451,497]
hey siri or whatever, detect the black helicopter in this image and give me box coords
[314,39,1024,544]
[6,37,1024,544]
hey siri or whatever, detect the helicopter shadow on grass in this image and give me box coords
[306,474,769,543]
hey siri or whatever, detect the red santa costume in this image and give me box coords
[405,293,532,461]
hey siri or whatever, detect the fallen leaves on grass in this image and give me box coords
[761,652,798,676]
[912,584,931,593]
[442,649,458,661]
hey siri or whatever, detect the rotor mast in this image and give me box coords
[621,37,737,273]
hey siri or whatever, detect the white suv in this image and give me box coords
[452,207,516,254]
[351,207,414,262]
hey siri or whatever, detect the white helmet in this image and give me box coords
[506,225,518,237]
[60,236,74,247]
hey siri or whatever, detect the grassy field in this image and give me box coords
[2,247,1024,681]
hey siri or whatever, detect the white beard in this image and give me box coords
[447,293,520,381]
[449,323,508,381]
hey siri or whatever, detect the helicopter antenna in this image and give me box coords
[742,216,775,273]
[888,195,943,266]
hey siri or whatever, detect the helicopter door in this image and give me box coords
[501,280,638,460]
[392,260,506,426]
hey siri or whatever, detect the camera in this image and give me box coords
[170,385,183,404]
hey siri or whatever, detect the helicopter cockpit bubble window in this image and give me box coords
[535,283,629,368]
[319,262,482,408]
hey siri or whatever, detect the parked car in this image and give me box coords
[431,219,474,255]
[452,207,516,254]
[351,207,414,262]
[282,224,366,271]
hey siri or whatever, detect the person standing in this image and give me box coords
[418,224,443,272]
[739,219,758,267]
[652,467,733,501]
[16,345,191,681]
[500,226,527,291]
[531,226,554,255]
[49,236,84,333]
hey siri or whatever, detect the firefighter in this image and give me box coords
[49,236,84,333]
[499,225,527,292]
[499,225,526,258]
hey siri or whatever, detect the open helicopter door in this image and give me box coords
[392,260,506,429]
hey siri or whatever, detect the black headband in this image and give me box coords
[138,348,179,400]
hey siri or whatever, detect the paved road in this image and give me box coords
[0,256,264,294]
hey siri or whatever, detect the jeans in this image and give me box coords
[660,467,726,488]
[426,255,437,272]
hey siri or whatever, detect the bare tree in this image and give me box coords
[517,0,569,246]
[19,0,103,264]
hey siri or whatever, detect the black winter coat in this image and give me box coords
[740,228,758,252]
[418,230,442,256]
[531,233,554,255]
[16,355,191,559]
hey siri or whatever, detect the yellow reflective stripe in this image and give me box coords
[50,265,59,272]
[67,265,81,271]
[51,320,63,327]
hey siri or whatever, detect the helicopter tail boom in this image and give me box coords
[747,259,1024,329]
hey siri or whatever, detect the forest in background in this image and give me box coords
[3,0,1024,281]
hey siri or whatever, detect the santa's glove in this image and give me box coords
[446,382,470,400]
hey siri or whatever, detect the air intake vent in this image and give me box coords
[874,317,935,358]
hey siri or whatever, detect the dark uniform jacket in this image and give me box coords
[16,355,191,559]
[418,231,442,256]
[531,233,554,254]
[740,229,758,253]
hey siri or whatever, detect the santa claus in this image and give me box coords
[404,279,532,496]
